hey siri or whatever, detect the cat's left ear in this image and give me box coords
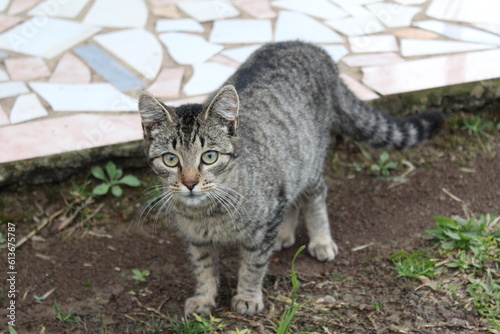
[203,85,239,134]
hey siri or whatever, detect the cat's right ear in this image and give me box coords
[138,91,176,137]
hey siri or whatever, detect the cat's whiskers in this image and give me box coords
[208,190,238,230]
[213,186,248,221]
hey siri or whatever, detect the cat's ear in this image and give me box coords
[138,91,176,136]
[203,85,239,133]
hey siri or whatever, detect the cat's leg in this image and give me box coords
[304,180,338,262]
[274,205,299,251]
[184,243,219,317]
[232,229,277,315]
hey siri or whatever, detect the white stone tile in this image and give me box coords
[221,44,261,63]
[94,28,163,80]
[0,0,10,11]
[325,15,384,36]
[8,0,37,15]
[0,105,9,126]
[395,0,425,4]
[401,39,494,57]
[414,20,500,46]
[210,19,272,44]
[84,0,148,28]
[322,45,349,62]
[159,32,223,65]
[331,0,383,6]
[366,3,421,28]
[0,81,29,99]
[362,49,500,95]
[30,82,138,112]
[349,35,398,53]
[0,18,100,59]
[0,69,8,81]
[275,11,344,43]
[340,74,379,100]
[28,0,90,18]
[342,52,404,67]
[156,18,204,32]
[427,0,500,25]
[183,62,235,96]
[177,0,239,22]
[340,5,372,17]
[231,0,276,19]
[272,0,347,20]
[10,93,48,124]
[475,23,500,36]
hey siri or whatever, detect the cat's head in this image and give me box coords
[139,85,240,206]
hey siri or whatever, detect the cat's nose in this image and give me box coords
[183,180,198,191]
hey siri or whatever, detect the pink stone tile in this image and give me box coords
[340,74,379,101]
[209,54,240,68]
[152,5,182,18]
[231,0,276,19]
[392,27,440,40]
[342,53,405,67]
[362,49,500,95]
[0,113,143,163]
[0,15,22,33]
[5,56,50,81]
[8,0,38,15]
[147,67,185,98]
[49,52,91,84]
[0,105,9,126]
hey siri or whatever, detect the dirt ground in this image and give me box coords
[0,105,499,333]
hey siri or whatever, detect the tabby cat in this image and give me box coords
[138,41,443,316]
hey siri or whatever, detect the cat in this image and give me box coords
[138,41,443,317]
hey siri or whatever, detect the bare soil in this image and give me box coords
[1,106,499,333]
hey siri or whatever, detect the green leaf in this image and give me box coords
[90,166,106,181]
[111,185,123,197]
[385,162,398,169]
[371,165,381,172]
[118,175,141,187]
[115,168,123,180]
[93,183,110,196]
[380,152,389,163]
[9,326,18,334]
[106,161,117,180]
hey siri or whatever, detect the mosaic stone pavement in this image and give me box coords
[1,0,500,164]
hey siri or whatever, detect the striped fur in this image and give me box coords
[139,41,443,317]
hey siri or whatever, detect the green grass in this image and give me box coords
[392,214,500,329]
[169,314,225,334]
[53,299,78,323]
[132,269,151,282]
[273,245,310,334]
[391,251,436,280]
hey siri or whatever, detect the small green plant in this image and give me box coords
[274,245,310,334]
[54,299,78,323]
[461,115,494,138]
[370,152,398,176]
[91,161,141,197]
[169,314,225,334]
[131,269,150,282]
[391,251,436,280]
[8,326,18,334]
[427,214,500,326]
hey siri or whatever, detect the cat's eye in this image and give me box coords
[201,151,218,165]
[163,153,179,167]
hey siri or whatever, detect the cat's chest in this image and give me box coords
[174,210,250,244]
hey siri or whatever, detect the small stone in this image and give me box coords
[324,295,336,304]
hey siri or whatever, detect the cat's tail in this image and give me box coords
[335,81,444,150]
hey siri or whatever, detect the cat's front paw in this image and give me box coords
[185,295,216,317]
[231,294,264,315]
[308,237,338,262]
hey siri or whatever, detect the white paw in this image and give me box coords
[231,294,264,315]
[308,238,338,262]
[273,234,296,251]
[184,295,216,317]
